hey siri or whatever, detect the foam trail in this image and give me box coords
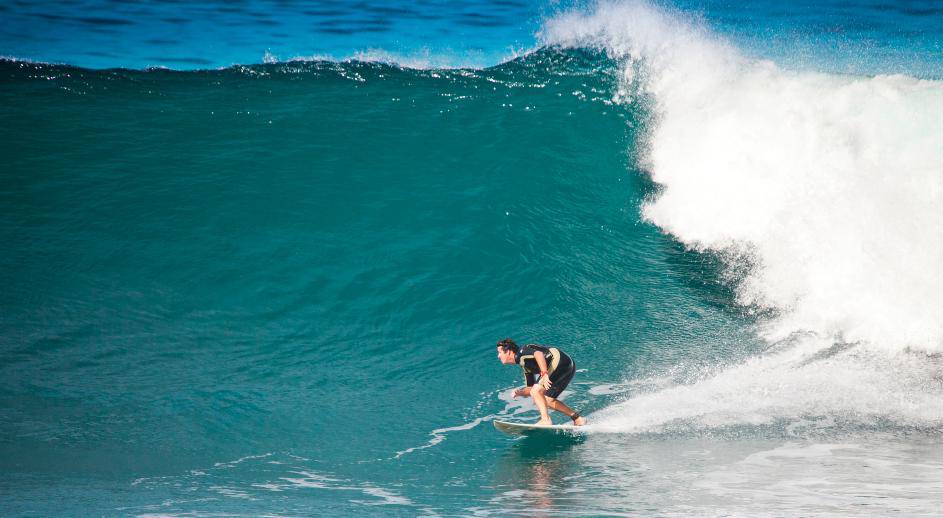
[589,335,943,433]
[542,1,943,431]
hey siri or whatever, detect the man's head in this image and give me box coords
[496,338,519,365]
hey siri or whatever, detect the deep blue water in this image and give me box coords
[2,0,942,76]
[3,1,943,515]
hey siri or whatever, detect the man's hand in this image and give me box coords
[513,388,527,398]
[538,376,552,390]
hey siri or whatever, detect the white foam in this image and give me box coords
[541,0,943,431]
[589,335,943,433]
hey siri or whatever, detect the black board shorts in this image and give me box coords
[544,356,575,399]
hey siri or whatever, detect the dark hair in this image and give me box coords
[496,338,519,354]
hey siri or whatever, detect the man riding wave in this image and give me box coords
[496,338,587,426]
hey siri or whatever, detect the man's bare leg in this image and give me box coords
[545,397,587,426]
[530,387,553,425]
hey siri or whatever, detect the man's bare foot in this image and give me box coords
[535,418,553,426]
[573,416,587,426]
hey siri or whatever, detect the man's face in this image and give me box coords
[497,346,516,365]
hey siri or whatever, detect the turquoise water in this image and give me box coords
[0,50,755,514]
[4,1,943,515]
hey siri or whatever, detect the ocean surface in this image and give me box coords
[3,0,943,515]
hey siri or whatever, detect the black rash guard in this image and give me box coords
[515,344,575,398]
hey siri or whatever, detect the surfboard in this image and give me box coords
[493,419,578,435]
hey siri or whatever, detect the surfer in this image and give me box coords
[496,338,587,426]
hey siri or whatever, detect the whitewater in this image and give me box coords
[536,1,943,436]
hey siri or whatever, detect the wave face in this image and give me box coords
[3,1,943,515]
[3,51,723,514]
[542,0,943,433]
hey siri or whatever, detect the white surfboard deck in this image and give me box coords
[493,419,578,435]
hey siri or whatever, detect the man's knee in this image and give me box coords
[530,386,545,397]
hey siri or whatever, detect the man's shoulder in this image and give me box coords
[521,343,553,354]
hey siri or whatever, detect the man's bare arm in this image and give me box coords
[533,351,553,389]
